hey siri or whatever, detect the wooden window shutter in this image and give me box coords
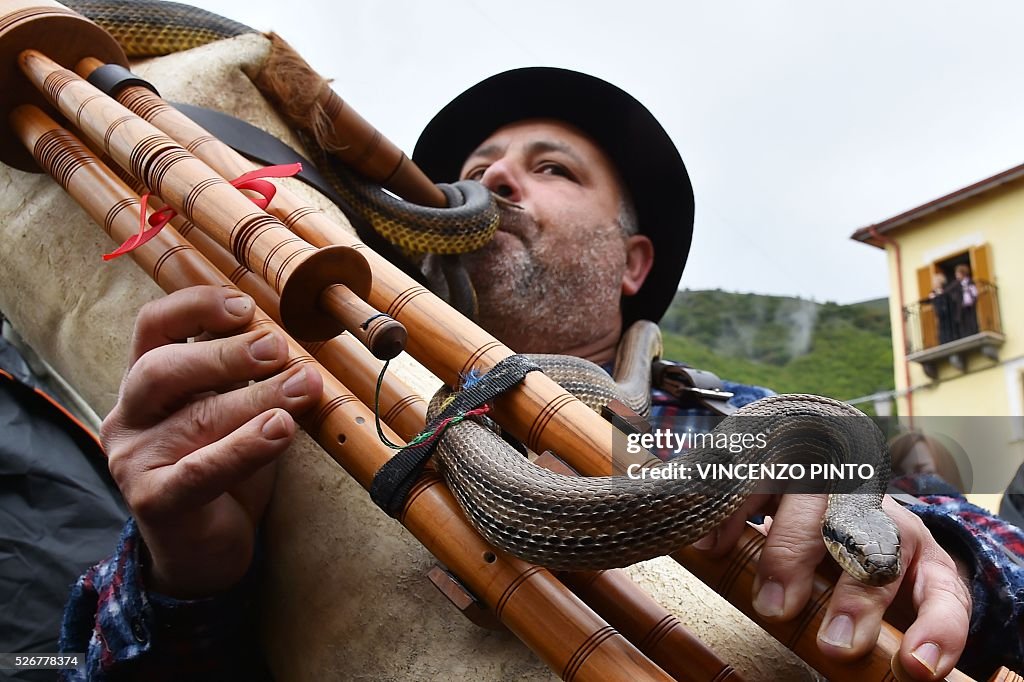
[969,243,997,332]
[916,265,938,349]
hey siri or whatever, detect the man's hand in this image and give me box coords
[101,286,323,598]
[695,493,972,680]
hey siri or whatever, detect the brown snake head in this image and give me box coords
[823,502,901,586]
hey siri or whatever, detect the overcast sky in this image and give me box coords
[195,1,1024,304]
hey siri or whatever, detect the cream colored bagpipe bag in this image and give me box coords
[0,31,809,681]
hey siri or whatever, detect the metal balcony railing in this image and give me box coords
[902,281,1004,376]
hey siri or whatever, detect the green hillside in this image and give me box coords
[658,290,894,409]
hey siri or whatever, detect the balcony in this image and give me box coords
[902,281,1004,379]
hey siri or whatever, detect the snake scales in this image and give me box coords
[66,0,901,584]
[432,322,900,585]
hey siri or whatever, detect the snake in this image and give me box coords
[430,321,901,585]
[63,0,902,585]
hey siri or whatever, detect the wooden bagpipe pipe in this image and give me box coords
[0,2,1003,680]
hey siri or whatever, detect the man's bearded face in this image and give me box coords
[458,120,632,354]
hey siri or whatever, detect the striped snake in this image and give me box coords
[432,322,900,585]
[66,0,901,584]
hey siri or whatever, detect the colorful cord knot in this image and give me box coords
[373,359,492,450]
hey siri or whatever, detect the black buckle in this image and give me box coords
[652,361,736,415]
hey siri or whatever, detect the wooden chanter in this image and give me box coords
[0,2,997,680]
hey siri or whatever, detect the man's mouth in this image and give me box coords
[495,204,531,242]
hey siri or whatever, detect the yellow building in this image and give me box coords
[852,165,1024,498]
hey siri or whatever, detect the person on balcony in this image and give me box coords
[926,272,956,345]
[949,264,980,338]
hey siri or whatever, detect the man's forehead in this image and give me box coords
[463,118,609,163]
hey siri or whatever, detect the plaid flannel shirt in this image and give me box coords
[58,518,269,681]
[893,475,1024,678]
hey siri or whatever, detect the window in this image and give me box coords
[914,243,998,350]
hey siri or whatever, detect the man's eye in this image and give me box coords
[537,163,573,179]
[464,166,488,181]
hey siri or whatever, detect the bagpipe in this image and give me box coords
[0,2,1000,679]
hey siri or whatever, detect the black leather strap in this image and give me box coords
[87,63,160,98]
[370,355,541,518]
[170,103,346,204]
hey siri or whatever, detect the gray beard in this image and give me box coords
[462,214,626,354]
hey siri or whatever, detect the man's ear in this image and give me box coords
[621,234,654,296]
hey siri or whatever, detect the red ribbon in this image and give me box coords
[103,162,303,261]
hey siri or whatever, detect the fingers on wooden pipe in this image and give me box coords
[319,284,407,360]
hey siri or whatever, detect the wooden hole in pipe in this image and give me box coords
[483,552,497,564]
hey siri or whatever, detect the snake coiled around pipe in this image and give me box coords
[430,322,901,586]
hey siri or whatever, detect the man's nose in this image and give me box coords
[479,161,522,202]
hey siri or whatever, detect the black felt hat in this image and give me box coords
[412,67,694,325]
